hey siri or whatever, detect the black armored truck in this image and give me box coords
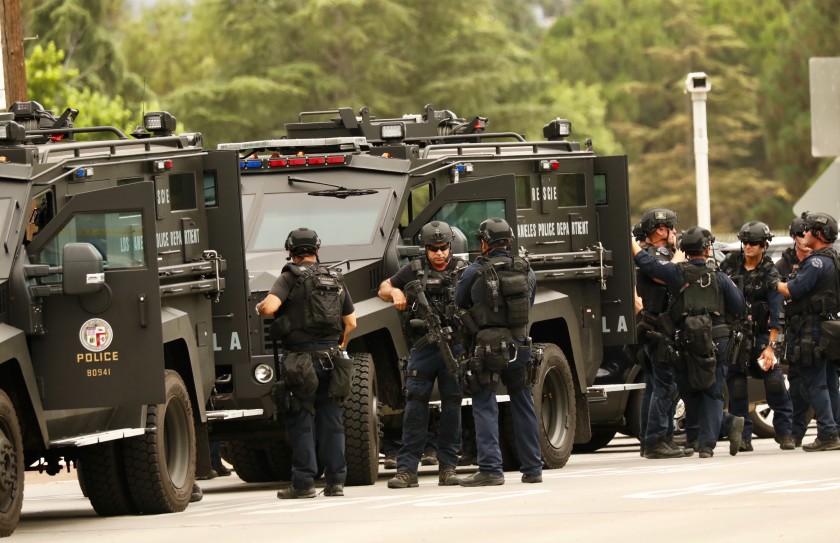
[0,102,254,534]
[208,105,642,484]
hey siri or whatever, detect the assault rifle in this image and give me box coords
[403,279,463,381]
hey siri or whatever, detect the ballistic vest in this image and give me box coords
[720,252,775,335]
[637,242,673,314]
[787,248,840,317]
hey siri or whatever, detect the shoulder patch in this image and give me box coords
[812,258,824,269]
[657,247,671,256]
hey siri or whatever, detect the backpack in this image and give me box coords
[468,255,531,330]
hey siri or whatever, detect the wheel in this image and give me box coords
[0,390,24,536]
[572,430,617,453]
[224,441,276,482]
[533,343,576,469]
[344,353,379,486]
[749,401,776,439]
[123,370,196,514]
[78,441,136,516]
[75,459,88,497]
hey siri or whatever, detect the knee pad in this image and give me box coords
[405,391,432,403]
[729,377,748,401]
[766,373,785,395]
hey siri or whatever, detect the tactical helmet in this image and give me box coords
[678,226,714,254]
[736,221,773,245]
[476,217,514,245]
[640,208,678,236]
[419,221,454,246]
[788,216,807,237]
[802,211,838,243]
[284,227,321,255]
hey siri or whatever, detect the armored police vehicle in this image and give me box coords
[0,102,249,534]
[209,105,640,484]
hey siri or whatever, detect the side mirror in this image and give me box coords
[63,242,105,295]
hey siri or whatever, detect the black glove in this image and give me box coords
[767,276,780,291]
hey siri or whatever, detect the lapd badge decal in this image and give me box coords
[79,318,114,352]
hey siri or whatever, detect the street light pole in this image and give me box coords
[685,72,712,230]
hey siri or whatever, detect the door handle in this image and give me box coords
[139,294,147,327]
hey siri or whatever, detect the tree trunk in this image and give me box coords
[1,0,27,109]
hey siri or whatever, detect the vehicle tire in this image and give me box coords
[0,390,24,536]
[75,460,88,497]
[123,370,196,514]
[533,343,576,469]
[749,402,776,439]
[344,353,379,486]
[223,441,276,483]
[572,430,617,453]
[78,441,136,516]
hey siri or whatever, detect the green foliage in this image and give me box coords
[26,42,138,137]
[21,0,837,234]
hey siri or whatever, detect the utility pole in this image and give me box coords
[685,72,712,230]
[0,0,27,109]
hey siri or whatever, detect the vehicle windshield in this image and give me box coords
[251,189,390,251]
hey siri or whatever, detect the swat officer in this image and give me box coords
[454,218,543,486]
[632,227,745,458]
[720,221,794,451]
[773,212,840,451]
[634,208,692,459]
[775,217,813,446]
[257,228,357,498]
[379,220,465,488]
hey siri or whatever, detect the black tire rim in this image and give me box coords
[541,365,570,449]
[164,395,191,489]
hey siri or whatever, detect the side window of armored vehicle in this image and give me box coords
[434,199,505,253]
[169,173,197,211]
[556,173,586,207]
[399,183,432,229]
[515,176,532,209]
[594,173,607,205]
[25,191,55,243]
[32,212,145,274]
[203,172,218,207]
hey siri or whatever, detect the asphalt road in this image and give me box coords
[14,431,840,543]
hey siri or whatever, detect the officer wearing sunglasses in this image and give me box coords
[720,221,794,451]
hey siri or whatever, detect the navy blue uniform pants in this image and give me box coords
[397,346,462,472]
[676,339,730,451]
[726,347,793,440]
[799,357,839,440]
[471,346,542,477]
[641,344,678,447]
[286,362,347,490]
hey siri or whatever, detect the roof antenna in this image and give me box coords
[131,77,150,139]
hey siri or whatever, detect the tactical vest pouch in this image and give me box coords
[473,328,515,373]
[682,314,715,357]
[327,351,355,402]
[819,320,840,361]
[304,271,344,335]
[683,350,717,390]
[282,352,318,398]
[499,272,530,327]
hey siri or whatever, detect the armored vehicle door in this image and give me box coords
[25,182,165,409]
[402,174,518,259]
[593,156,636,347]
[202,150,251,370]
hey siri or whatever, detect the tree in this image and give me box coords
[26,41,135,135]
[542,0,784,231]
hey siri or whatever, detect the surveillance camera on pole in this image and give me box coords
[685,72,712,230]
